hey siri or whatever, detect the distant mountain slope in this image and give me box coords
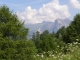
[24,18,71,35]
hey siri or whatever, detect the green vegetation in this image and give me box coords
[34,42,80,60]
[0,5,80,60]
[0,5,28,40]
[0,5,36,60]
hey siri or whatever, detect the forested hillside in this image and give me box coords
[0,5,80,60]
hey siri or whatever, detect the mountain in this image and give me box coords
[24,18,71,35]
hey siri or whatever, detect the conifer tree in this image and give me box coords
[0,5,28,40]
[64,14,80,43]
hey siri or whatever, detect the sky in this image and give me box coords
[0,0,80,24]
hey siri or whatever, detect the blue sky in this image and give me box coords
[0,0,80,24]
[0,0,51,11]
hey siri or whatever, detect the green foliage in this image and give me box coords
[0,5,36,60]
[32,30,59,53]
[64,14,80,43]
[15,40,36,60]
[56,26,66,39]
[0,5,28,40]
[34,42,80,60]
[0,39,37,60]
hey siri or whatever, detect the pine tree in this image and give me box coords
[0,5,28,40]
[64,14,80,43]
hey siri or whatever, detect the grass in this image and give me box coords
[34,42,80,60]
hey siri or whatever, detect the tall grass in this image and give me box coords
[34,42,80,60]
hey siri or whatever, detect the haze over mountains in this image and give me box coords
[24,18,71,35]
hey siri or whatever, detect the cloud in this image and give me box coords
[70,0,80,9]
[17,0,70,24]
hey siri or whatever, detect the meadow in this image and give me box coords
[34,42,80,60]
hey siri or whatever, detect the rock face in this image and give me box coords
[24,18,71,35]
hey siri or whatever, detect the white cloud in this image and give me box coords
[17,0,70,24]
[70,0,80,9]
